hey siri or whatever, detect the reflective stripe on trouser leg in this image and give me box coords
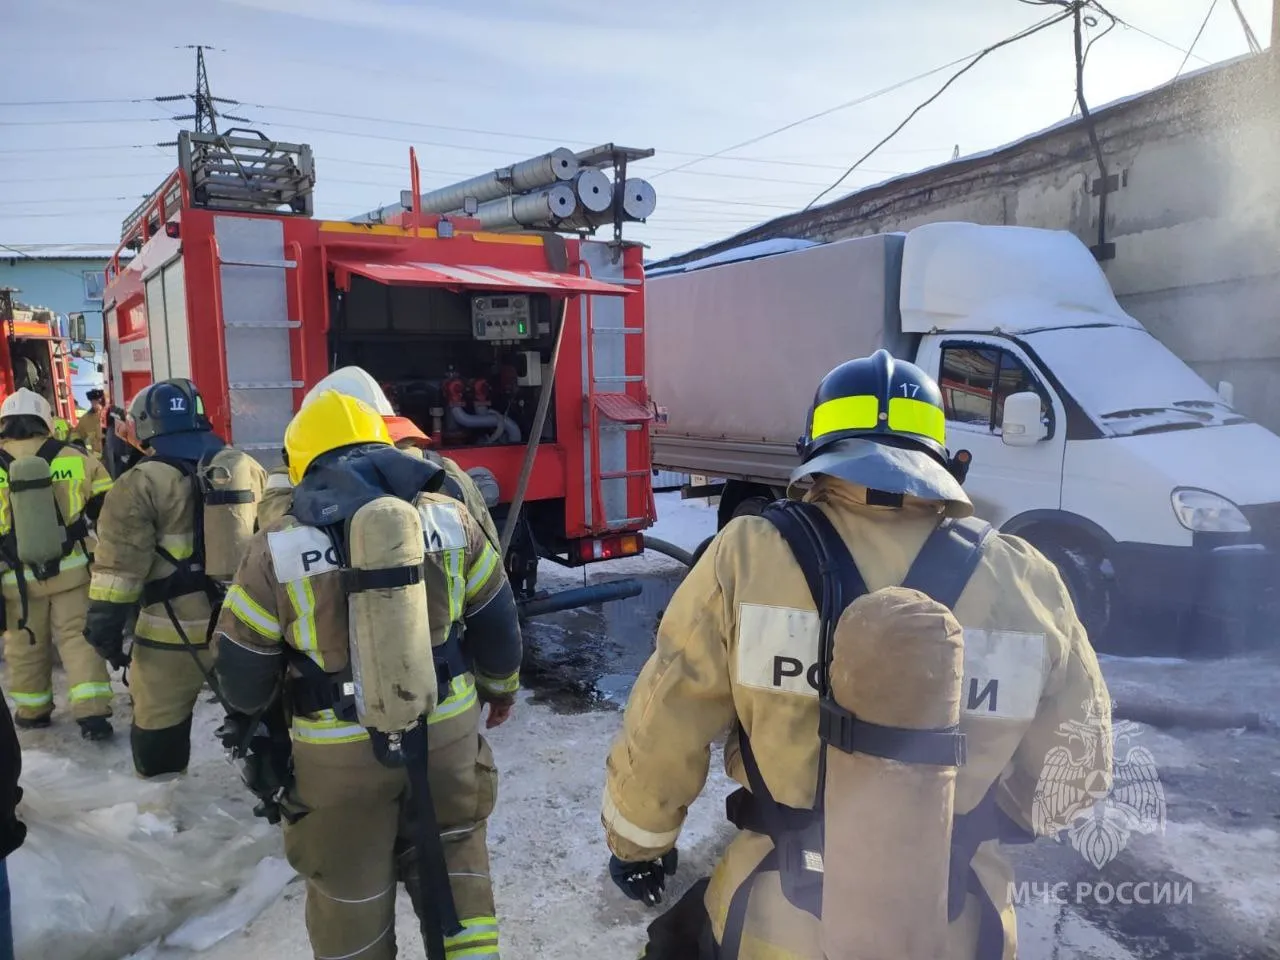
[399,727,500,958]
[286,745,407,960]
[3,590,53,720]
[50,585,113,720]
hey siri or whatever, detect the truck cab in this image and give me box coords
[646,222,1280,652]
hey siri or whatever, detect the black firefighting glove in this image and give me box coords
[216,709,306,826]
[609,849,679,906]
[83,600,133,670]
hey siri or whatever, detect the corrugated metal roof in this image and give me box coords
[1,243,134,261]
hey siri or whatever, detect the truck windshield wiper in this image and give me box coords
[1127,420,1207,436]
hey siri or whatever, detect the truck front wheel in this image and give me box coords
[1030,537,1115,650]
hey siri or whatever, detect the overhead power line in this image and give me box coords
[805,6,1075,210]
[1175,0,1220,77]
[1225,0,1262,53]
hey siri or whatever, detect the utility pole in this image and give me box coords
[155,45,252,145]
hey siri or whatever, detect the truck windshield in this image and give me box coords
[1022,325,1248,437]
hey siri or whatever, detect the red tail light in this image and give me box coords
[576,533,644,563]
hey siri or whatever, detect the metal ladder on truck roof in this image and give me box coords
[578,243,654,532]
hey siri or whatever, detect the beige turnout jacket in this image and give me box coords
[603,478,1111,960]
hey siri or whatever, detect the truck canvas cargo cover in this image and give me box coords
[645,233,910,478]
[329,258,633,296]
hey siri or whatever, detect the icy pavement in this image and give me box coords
[4,493,1279,959]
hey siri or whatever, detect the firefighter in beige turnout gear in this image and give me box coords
[257,367,500,548]
[214,390,522,960]
[0,388,115,738]
[84,379,267,777]
[603,351,1112,960]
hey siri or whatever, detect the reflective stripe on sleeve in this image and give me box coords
[601,789,680,851]
[475,669,519,697]
[464,544,499,602]
[223,585,282,639]
[265,471,293,491]
[91,477,114,496]
[89,571,144,604]
[69,681,114,702]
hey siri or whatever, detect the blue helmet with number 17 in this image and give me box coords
[793,349,972,517]
[128,378,212,446]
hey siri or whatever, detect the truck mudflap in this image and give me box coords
[517,579,643,618]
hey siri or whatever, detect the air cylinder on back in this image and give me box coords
[346,496,437,731]
[820,586,965,960]
[201,448,263,582]
[9,456,65,565]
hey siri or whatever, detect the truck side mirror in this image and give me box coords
[1000,391,1047,447]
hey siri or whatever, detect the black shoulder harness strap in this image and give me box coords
[719,501,1019,960]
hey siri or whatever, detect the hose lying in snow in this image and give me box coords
[1112,700,1275,733]
[644,537,694,567]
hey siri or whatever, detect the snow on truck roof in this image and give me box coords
[898,222,1142,335]
[645,238,818,276]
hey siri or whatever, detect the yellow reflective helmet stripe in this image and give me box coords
[810,393,946,447]
[224,585,282,639]
[809,394,879,442]
[887,396,946,446]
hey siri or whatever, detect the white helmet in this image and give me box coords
[301,366,394,416]
[0,388,53,432]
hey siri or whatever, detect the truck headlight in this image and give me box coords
[1170,488,1250,533]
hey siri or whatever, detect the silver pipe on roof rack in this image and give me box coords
[349,147,579,224]
[620,178,657,220]
[470,184,577,229]
[572,169,614,214]
[421,148,581,214]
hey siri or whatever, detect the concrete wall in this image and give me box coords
[0,258,109,343]
[661,55,1280,432]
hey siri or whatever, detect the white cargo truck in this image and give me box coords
[645,222,1280,650]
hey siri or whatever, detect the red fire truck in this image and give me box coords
[102,131,656,614]
[0,289,81,424]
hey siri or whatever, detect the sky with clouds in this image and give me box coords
[0,0,1272,260]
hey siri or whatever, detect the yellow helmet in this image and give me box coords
[283,390,391,485]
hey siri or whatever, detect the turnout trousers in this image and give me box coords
[283,707,501,960]
[2,583,111,722]
[128,641,215,777]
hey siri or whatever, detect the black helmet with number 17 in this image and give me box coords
[792,349,973,517]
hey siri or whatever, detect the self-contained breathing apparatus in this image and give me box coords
[123,381,281,809]
[0,439,93,644]
[714,352,1033,960]
[272,391,469,960]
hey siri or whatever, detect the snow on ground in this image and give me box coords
[5,493,1280,959]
